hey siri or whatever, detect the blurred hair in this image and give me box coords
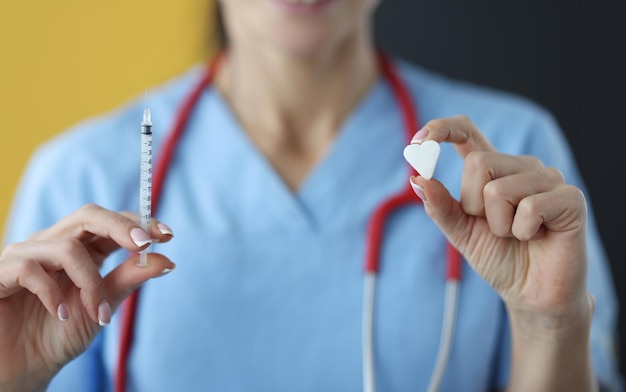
[216,1,227,48]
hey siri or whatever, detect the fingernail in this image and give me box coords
[57,303,69,321]
[411,128,429,144]
[98,301,112,327]
[588,292,596,312]
[130,228,151,247]
[410,177,427,202]
[159,267,174,277]
[157,223,174,236]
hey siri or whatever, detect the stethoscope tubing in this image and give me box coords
[115,51,462,392]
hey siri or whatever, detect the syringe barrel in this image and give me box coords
[139,123,153,235]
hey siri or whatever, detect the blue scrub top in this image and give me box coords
[4,58,622,391]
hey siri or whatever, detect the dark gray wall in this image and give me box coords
[374,0,626,377]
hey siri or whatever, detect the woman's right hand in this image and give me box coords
[0,204,175,391]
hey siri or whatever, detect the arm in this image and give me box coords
[0,206,175,391]
[2,127,177,390]
[410,116,605,391]
[504,294,595,391]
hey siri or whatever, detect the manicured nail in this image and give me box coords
[588,292,596,312]
[411,128,429,144]
[98,301,112,327]
[57,303,69,321]
[130,228,151,247]
[157,223,174,236]
[159,267,174,277]
[410,177,427,202]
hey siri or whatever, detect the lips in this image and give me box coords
[271,0,337,13]
[281,0,326,4]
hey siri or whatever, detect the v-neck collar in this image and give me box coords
[189,76,407,233]
[297,80,407,230]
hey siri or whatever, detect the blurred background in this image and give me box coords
[374,0,626,379]
[1,0,625,379]
[0,0,217,237]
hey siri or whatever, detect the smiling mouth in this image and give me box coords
[272,0,338,12]
[281,0,329,4]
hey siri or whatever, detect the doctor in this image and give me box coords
[0,0,621,391]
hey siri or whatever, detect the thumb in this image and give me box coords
[103,253,175,311]
[410,176,470,250]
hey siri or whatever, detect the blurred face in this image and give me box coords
[220,0,380,57]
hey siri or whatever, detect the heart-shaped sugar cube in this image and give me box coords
[403,140,441,180]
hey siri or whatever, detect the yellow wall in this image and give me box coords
[0,1,217,241]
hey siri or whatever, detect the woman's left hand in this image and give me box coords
[410,116,593,328]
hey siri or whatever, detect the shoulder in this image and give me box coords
[5,64,208,240]
[394,57,562,155]
[394,57,553,122]
[25,63,208,198]
[36,63,206,167]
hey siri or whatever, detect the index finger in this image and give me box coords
[30,204,150,254]
[415,115,496,158]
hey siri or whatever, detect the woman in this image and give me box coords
[1,0,621,391]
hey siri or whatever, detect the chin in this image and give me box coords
[266,22,356,59]
[275,37,337,58]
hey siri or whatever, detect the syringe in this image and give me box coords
[138,96,153,267]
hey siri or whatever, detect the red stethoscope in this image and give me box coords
[115,52,462,392]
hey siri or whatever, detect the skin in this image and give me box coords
[0,206,175,391]
[0,0,597,390]
[216,0,380,190]
[411,117,595,391]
